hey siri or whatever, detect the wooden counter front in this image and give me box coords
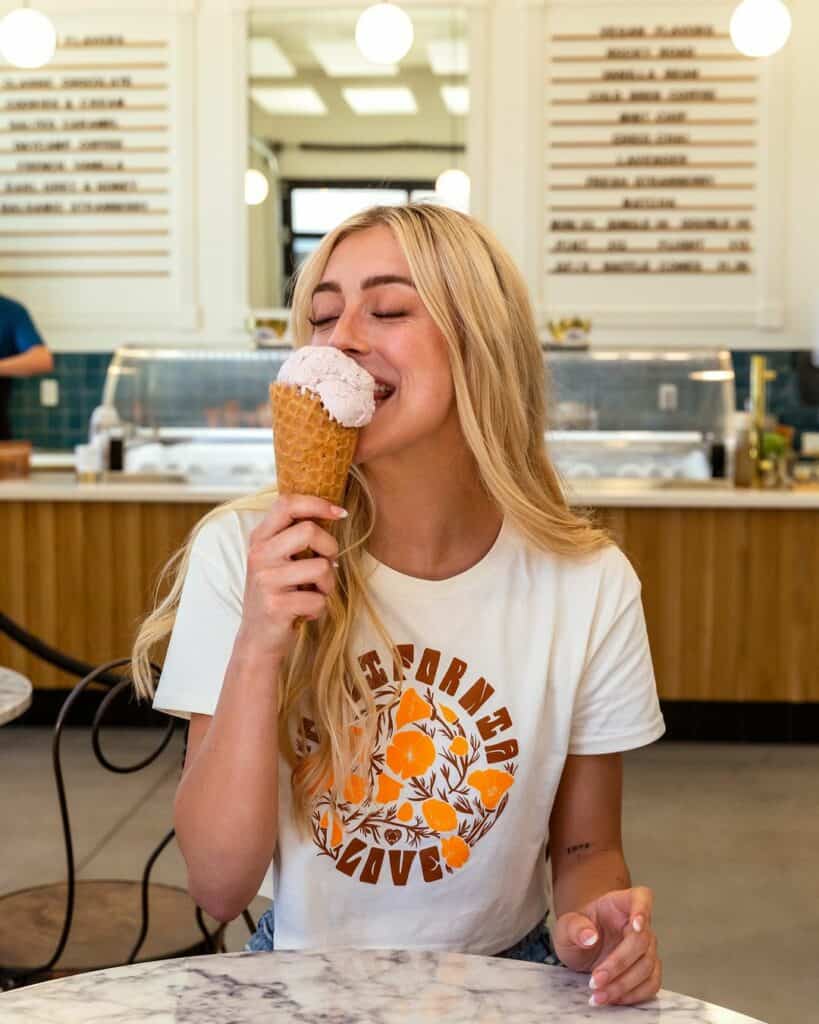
[1,500,816,701]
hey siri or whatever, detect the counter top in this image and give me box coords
[0,949,764,1023]
[1,473,819,508]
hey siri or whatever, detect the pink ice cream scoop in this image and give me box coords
[276,346,376,428]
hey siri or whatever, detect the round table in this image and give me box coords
[0,949,765,1022]
[0,668,32,726]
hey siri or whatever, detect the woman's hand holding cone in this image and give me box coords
[234,494,346,663]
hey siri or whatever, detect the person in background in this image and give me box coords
[0,294,54,441]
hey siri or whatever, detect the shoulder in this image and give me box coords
[515,526,639,597]
[190,504,269,578]
[0,295,28,320]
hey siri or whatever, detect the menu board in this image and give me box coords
[0,12,194,331]
[544,2,783,328]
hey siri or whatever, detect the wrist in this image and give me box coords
[232,628,285,674]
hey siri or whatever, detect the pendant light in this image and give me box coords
[0,4,56,69]
[729,0,791,57]
[355,2,414,66]
[435,168,470,213]
[245,168,269,206]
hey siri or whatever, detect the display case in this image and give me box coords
[101,345,736,485]
[104,345,287,486]
[546,348,735,481]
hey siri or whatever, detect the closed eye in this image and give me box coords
[308,315,338,328]
[373,311,407,319]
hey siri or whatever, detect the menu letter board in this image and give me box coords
[0,11,195,332]
[544,2,784,328]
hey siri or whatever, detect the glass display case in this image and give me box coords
[546,348,735,481]
[104,346,288,486]
[101,344,735,486]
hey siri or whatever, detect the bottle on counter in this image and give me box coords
[88,404,121,472]
[733,411,754,488]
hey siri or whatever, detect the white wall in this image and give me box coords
[4,0,816,351]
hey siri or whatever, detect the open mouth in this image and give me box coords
[374,382,396,406]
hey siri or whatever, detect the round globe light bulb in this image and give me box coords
[0,7,57,69]
[435,168,471,213]
[244,168,269,206]
[730,0,791,57]
[355,2,414,65]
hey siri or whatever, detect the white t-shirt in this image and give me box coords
[153,509,665,955]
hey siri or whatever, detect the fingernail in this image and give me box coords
[632,916,644,933]
[580,930,598,947]
[331,506,348,518]
[589,994,606,1007]
[590,971,608,990]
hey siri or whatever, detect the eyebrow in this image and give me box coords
[312,274,415,296]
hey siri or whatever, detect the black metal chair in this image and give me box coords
[0,618,256,990]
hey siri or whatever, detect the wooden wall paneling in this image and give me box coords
[57,503,85,673]
[0,503,28,677]
[27,503,58,688]
[778,511,819,702]
[708,509,748,702]
[745,511,783,701]
[84,503,116,665]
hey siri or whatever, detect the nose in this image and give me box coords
[327,307,369,356]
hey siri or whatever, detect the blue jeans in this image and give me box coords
[244,906,563,966]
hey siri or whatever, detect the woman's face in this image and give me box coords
[308,225,457,466]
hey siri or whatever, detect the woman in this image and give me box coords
[134,203,665,1009]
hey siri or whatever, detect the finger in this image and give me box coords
[261,558,337,595]
[280,590,328,622]
[555,912,600,951]
[589,927,651,992]
[628,886,654,935]
[268,520,341,562]
[600,958,662,1008]
[590,944,657,1006]
[253,494,347,542]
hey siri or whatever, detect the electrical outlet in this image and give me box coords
[40,378,59,407]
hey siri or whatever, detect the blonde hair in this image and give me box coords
[132,203,609,829]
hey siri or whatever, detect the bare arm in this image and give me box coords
[0,345,53,377]
[174,640,282,922]
[549,753,630,917]
[171,494,343,922]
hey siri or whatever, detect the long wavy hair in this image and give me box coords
[132,202,609,830]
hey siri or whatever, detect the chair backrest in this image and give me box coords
[9,657,220,987]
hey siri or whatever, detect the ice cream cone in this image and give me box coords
[270,381,358,505]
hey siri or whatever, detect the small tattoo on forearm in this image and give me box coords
[567,842,592,855]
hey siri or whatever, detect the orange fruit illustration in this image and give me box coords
[467,769,514,810]
[319,810,343,848]
[397,801,414,822]
[374,772,403,804]
[385,730,436,780]
[343,773,367,804]
[441,835,470,869]
[440,705,458,724]
[449,736,469,757]
[395,688,432,729]
[421,798,458,833]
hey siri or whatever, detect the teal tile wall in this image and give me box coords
[5,349,819,452]
[8,352,110,450]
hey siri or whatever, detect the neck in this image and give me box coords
[361,426,503,581]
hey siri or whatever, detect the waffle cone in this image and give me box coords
[270,381,358,505]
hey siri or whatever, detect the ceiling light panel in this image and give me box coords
[342,87,418,115]
[250,86,327,116]
[309,40,398,77]
[426,39,469,75]
[248,37,296,78]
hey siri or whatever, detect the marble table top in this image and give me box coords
[0,668,32,726]
[0,949,765,1023]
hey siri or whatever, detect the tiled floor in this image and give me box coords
[2,728,817,1023]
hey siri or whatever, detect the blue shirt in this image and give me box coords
[0,294,45,359]
[0,295,47,439]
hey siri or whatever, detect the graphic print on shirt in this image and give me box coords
[308,643,519,887]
